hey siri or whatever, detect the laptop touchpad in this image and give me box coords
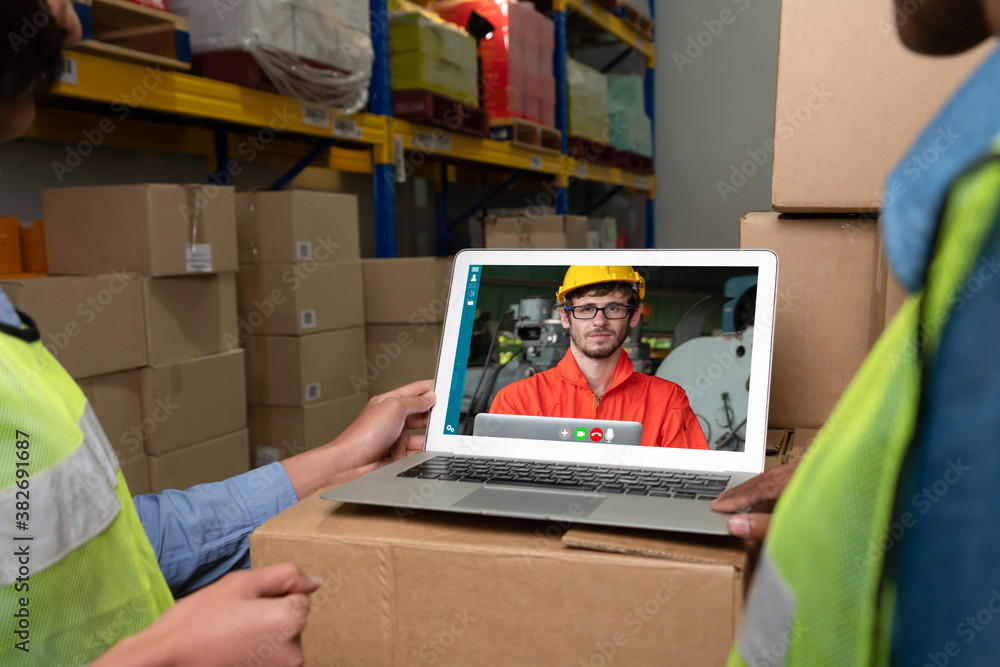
[454,487,604,517]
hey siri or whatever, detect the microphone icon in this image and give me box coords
[606,428,615,442]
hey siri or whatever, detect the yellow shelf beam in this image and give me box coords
[567,159,654,193]
[53,50,389,146]
[392,119,563,176]
[563,0,655,65]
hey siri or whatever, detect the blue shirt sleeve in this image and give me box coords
[132,462,299,598]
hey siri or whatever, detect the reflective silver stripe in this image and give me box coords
[0,402,122,585]
[737,546,798,667]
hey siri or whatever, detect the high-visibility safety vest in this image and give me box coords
[728,156,1000,666]
[0,311,173,665]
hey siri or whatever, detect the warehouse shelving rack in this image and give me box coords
[28,0,655,257]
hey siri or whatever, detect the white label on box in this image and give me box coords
[185,244,213,273]
[575,163,588,179]
[635,176,651,190]
[300,309,317,329]
[530,156,543,171]
[305,382,322,402]
[333,118,363,140]
[296,241,313,260]
[302,105,331,129]
[256,446,280,468]
[395,136,407,184]
[413,131,452,153]
[59,57,78,85]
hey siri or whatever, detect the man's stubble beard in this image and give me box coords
[568,320,631,360]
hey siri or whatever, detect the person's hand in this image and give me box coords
[710,460,800,540]
[280,380,436,499]
[94,562,321,667]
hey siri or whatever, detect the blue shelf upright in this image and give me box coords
[370,0,399,258]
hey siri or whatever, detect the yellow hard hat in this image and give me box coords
[556,265,645,304]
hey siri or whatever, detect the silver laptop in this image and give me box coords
[324,249,777,535]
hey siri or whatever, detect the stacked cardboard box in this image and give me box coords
[37,184,248,494]
[389,11,479,104]
[742,0,992,451]
[607,74,653,158]
[484,214,589,249]
[567,57,609,142]
[237,191,369,466]
[432,0,556,127]
[360,257,452,397]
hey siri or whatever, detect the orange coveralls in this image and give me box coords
[489,348,710,449]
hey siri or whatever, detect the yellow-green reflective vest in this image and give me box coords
[728,156,1000,666]
[0,310,173,665]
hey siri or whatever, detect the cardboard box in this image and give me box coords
[0,274,146,379]
[237,261,363,335]
[741,212,883,429]
[251,491,751,667]
[249,393,369,463]
[235,190,360,265]
[42,185,238,276]
[484,215,589,249]
[771,0,993,212]
[142,273,238,365]
[784,428,821,464]
[78,369,145,463]
[361,257,453,324]
[147,429,250,493]
[764,429,791,471]
[364,323,443,396]
[120,454,150,496]
[245,327,367,406]
[139,349,247,455]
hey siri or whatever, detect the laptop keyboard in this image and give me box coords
[397,456,731,500]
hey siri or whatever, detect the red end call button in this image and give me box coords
[589,428,603,442]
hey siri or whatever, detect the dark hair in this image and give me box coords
[1,0,64,101]
[564,281,641,308]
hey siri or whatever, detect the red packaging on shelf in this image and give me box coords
[124,0,169,11]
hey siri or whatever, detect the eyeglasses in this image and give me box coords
[564,304,634,320]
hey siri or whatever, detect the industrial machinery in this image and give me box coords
[655,276,757,451]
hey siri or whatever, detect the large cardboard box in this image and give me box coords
[147,429,250,493]
[78,369,145,462]
[361,257,452,325]
[249,393,369,464]
[245,327,367,406]
[41,184,238,276]
[363,323,443,396]
[771,0,992,212]
[0,274,146,379]
[120,454,150,496]
[237,261,363,335]
[139,349,247,456]
[142,273,238,365]
[235,190,360,264]
[484,215,589,249]
[741,212,883,429]
[251,492,751,667]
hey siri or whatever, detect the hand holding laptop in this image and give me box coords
[280,380,436,499]
[710,460,800,539]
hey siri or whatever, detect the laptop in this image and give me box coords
[324,249,777,535]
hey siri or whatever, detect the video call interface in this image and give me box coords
[441,264,759,452]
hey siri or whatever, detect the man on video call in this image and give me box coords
[489,265,709,449]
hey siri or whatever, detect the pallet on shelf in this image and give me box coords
[615,150,653,174]
[71,0,191,71]
[568,136,617,166]
[489,118,562,155]
[615,5,654,41]
[392,89,489,138]
[194,50,278,94]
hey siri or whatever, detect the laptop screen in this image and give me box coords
[428,250,777,474]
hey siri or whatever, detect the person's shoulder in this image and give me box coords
[632,372,687,397]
